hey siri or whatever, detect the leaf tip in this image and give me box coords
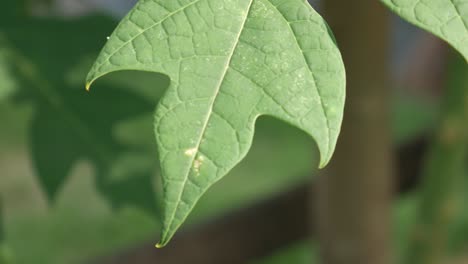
[156,230,175,248]
[317,150,332,170]
[318,162,327,170]
[155,243,164,249]
[85,81,93,92]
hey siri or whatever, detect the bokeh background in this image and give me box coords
[0,0,467,264]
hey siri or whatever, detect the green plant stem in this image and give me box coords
[405,54,468,264]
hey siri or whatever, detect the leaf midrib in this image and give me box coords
[160,0,256,244]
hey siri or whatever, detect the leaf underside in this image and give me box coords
[87,0,345,247]
[381,0,468,61]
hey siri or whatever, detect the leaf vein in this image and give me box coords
[95,0,203,70]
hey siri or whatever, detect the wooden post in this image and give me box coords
[316,1,394,264]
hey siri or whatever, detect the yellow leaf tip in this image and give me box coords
[85,82,92,92]
[155,243,164,249]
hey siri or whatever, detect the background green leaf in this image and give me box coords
[1,15,161,217]
[381,0,468,61]
[87,0,345,246]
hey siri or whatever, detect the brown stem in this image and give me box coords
[316,1,393,263]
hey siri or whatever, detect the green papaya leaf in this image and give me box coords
[87,0,345,246]
[1,16,161,216]
[381,0,468,61]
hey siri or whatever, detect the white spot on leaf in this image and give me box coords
[184,148,197,156]
[193,155,205,174]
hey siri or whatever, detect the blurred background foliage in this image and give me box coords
[0,0,466,264]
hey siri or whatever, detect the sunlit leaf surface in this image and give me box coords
[87,0,345,246]
[382,0,468,61]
